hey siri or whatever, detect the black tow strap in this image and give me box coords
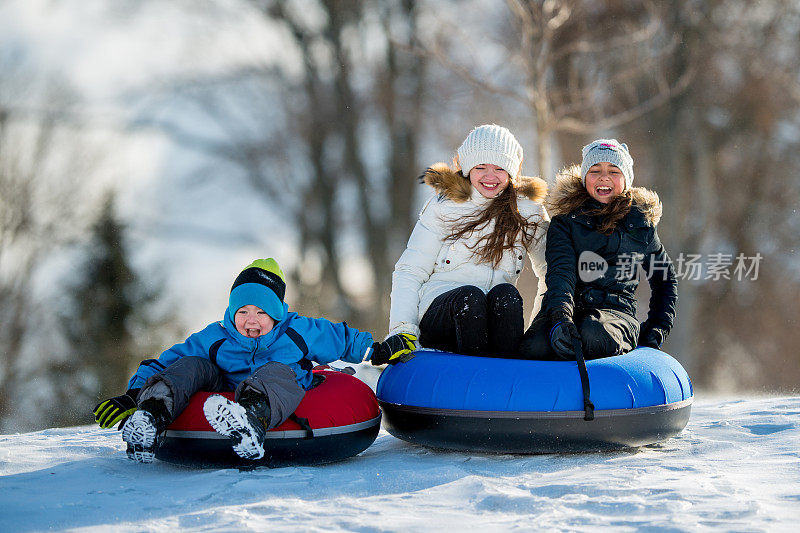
[572,336,595,421]
[284,368,329,440]
[289,414,314,439]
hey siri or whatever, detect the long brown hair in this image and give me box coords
[444,173,542,266]
[592,193,635,234]
[555,189,634,235]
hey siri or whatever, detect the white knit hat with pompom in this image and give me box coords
[457,124,523,180]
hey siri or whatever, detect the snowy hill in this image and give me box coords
[2,395,799,531]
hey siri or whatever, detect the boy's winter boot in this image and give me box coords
[203,392,270,460]
[237,389,272,424]
[121,398,170,463]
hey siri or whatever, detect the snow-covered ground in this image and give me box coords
[1,393,799,532]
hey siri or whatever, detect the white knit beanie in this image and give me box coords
[457,124,523,180]
[580,139,634,190]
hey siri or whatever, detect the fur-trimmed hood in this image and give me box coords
[422,163,547,204]
[547,164,662,225]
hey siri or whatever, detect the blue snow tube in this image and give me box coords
[376,348,693,453]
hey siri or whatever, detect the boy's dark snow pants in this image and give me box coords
[137,357,305,430]
[519,307,639,360]
[418,283,524,357]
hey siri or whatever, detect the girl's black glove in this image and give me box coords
[548,311,581,360]
[638,327,665,349]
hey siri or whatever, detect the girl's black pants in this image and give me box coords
[418,283,523,357]
[519,307,638,360]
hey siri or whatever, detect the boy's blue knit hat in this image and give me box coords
[228,258,286,322]
[580,139,634,190]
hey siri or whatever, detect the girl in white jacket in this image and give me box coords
[383,124,549,361]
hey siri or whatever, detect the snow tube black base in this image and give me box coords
[379,400,692,454]
[156,416,381,468]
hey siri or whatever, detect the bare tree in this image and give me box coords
[0,106,102,429]
[266,0,428,330]
[136,0,429,335]
[0,37,128,427]
[628,0,800,390]
[423,0,692,180]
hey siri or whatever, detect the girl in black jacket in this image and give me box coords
[519,139,678,361]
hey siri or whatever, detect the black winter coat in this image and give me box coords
[541,171,678,342]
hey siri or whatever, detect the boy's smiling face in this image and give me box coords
[234,304,275,338]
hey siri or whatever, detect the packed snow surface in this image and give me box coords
[2,395,799,532]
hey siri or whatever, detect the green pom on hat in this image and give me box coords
[243,258,285,282]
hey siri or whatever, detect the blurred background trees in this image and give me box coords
[139,0,430,333]
[51,193,165,427]
[1,0,798,431]
[0,55,105,429]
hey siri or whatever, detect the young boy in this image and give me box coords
[94,258,407,463]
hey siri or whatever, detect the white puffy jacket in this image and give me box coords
[389,164,550,339]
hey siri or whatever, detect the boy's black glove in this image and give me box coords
[371,333,417,366]
[93,389,140,429]
[638,327,665,349]
[548,311,581,360]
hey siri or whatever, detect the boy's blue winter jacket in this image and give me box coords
[128,302,374,391]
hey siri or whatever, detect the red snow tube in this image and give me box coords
[155,367,381,467]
